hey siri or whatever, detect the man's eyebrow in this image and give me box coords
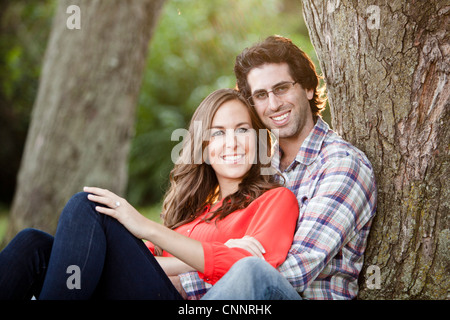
[252,80,292,94]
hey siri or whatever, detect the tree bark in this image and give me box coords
[4,0,165,242]
[302,0,449,299]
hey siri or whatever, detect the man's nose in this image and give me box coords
[267,92,283,111]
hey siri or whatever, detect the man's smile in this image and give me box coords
[269,110,291,125]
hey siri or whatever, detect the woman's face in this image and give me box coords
[207,99,256,190]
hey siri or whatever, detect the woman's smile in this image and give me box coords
[221,153,245,163]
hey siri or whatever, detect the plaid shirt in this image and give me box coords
[179,117,377,299]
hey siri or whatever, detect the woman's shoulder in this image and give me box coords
[249,187,299,219]
[265,186,296,196]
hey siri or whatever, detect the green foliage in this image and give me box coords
[0,0,322,208]
[0,0,55,114]
[0,0,56,204]
[127,0,319,205]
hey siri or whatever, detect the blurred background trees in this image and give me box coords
[0,0,56,206]
[3,0,165,240]
[0,0,323,238]
[0,0,321,208]
[127,0,324,206]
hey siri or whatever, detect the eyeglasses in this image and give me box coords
[248,81,297,107]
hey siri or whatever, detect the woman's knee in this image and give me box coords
[67,191,92,207]
[6,228,53,253]
[15,228,52,242]
[57,191,109,233]
[62,191,96,218]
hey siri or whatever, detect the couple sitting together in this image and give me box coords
[0,35,376,300]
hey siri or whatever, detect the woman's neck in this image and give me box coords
[217,179,240,201]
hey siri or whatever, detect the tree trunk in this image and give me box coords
[4,0,165,243]
[302,0,449,299]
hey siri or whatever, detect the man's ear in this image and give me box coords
[306,88,314,100]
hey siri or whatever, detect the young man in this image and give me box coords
[178,36,377,300]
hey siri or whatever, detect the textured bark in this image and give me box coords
[4,0,165,242]
[302,0,449,299]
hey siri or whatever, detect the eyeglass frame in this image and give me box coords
[247,81,297,107]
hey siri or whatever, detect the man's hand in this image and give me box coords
[225,236,266,259]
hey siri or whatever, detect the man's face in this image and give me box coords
[247,63,314,143]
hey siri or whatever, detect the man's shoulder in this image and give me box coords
[259,186,297,202]
[318,128,373,171]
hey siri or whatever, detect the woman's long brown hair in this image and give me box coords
[161,88,280,230]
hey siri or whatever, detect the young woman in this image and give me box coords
[0,89,298,299]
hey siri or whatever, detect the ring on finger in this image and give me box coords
[114,201,121,209]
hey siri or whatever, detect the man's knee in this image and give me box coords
[234,257,275,270]
[231,257,278,278]
[202,257,283,300]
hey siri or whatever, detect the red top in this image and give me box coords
[146,187,299,284]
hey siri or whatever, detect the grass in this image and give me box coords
[0,205,10,245]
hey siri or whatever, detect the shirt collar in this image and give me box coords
[272,117,330,169]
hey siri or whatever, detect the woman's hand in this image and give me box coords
[225,235,266,259]
[84,186,150,240]
[84,186,205,273]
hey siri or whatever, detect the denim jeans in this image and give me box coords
[201,257,302,300]
[0,192,182,300]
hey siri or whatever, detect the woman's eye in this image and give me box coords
[236,127,249,134]
[211,130,224,137]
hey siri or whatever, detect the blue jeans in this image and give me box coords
[0,192,182,300]
[201,257,301,300]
